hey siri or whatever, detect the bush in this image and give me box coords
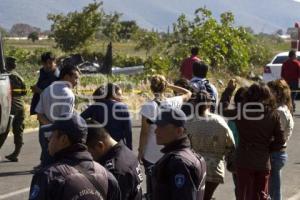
[77,49,144,67]
[80,49,105,62]
[5,47,32,64]
[4,46,57,65]
[113,54,143,67]
[144,55,172,76]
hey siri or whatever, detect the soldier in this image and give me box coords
[0,57,26,162]
[86,120,143,200]
[151,107,207,200]
[29,113,121,200]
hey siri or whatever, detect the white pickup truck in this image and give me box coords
[0,33,12,134]
[263,51,300,82]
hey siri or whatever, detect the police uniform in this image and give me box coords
[151,108,206,200]
[29,114,121,200]
[98,142,143,200]
[0,57,26,162]
[151,136,206,200]
[29,144,121,200]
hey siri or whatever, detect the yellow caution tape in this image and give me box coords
[12,88,145,94]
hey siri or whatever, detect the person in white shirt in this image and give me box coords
[35,64,80,167]
[267,79,294,200]
[138,74,192,199]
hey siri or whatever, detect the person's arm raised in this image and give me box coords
[166,83,192,102]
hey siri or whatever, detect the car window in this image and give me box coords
[272,55,300,64]
[272,56,288,64]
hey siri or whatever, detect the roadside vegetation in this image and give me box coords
[2,1,291,128]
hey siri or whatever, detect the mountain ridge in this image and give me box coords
[1,0,300,33]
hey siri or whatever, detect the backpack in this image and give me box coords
[190,79,216,112]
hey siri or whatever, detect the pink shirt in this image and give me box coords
[180,55,201,80]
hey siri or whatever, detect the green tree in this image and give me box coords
[0,26,8,37]
[48,1,105,52]
[28,32,39,42]
[135,31,160,56]
[276,29,284,35]
[10,23,40,37]
[102,12,122,41]
[118,21,139,40]
[168,7,264,74]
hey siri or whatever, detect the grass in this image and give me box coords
[5,39,56,49]
[88,40,147,58]
[5,39,147,58]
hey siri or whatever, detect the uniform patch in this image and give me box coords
[136,164,143,182]
[174,174,186,188]
[29,185,40,199]
[105,159,115,170]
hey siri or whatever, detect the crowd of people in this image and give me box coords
[0,48,297,200]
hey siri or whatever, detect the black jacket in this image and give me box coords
[98,142,143,200]
[152,136,206,200]
[29,144,121,200]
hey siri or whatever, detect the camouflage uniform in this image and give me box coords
[0,58,26,161]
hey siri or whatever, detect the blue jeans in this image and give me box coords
[269,152,287,200]
[38,127,54,167]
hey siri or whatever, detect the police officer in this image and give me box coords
[151,107,207,200]
[29,113,121,200]
[0,57,26,162]
[86,120,143,200]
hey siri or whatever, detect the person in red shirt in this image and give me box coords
[180,47,201,80]
[281,50,300,111]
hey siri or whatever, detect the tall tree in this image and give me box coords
[0,26,8,37]
[102,12,122,42]
[48,1,105,52]
[10,23,40,37]
[170,8,256,74]
[28,32,39,42]
[118,21,139,40]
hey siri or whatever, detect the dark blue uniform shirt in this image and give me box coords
[29,144,121,200]
[81,100,133,149]
[152,137,207,200]
[98,142,143,200]
[30,67,59,115]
